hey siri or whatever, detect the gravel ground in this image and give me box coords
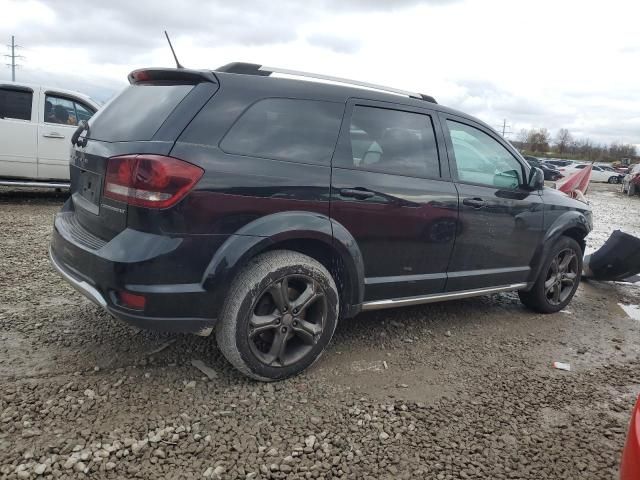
[1,183,639,480]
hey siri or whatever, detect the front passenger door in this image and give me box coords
[442,116,544,291]
[37,93,96,180]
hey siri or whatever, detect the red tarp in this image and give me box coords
[621,396,640,479]
[558,164,592,196]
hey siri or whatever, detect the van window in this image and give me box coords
[221,98,343,165]
[88,84,193,142]
[0,88,32,121]
[340,105,440,178]
[447,120,523,189]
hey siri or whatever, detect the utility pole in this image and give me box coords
[495,118,512,138]
[4,36,24,81]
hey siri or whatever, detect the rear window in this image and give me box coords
[220,98,344,165]
[0,87,32,121]
[88,84,193,142]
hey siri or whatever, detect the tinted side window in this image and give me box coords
[447,120,523,189]
[341,106,440,178]
[45,95,79,126]
[221,98,343,165]
[0,88,32,121]
[74,101,95,123]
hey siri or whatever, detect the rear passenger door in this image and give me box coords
[331,100,458,302]
[0,85,38,179]
[441,115,544,290]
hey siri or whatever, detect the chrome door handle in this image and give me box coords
[462,197,485,208]
[340,188,375,200]
[43,132,65,139]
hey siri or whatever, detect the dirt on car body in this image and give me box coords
[1,184,639,479]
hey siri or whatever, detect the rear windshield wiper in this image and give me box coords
[71,120,90,147]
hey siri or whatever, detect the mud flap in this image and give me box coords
[583,230,640,281]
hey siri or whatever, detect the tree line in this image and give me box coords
[511,128,637,162]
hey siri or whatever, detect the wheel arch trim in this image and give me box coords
[201,211,365,318]
[526,211,590,287]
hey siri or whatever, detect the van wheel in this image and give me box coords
[216,250,339,381]
[519,236,582,313]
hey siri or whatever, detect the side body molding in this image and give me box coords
[201,211,365,318]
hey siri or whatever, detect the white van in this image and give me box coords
[0,82,100,187]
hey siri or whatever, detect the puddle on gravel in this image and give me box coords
[618,303,640,321]
[314,349,458,403]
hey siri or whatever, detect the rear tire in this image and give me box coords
[608,176,618,184]
[519,236,582,313]
[216,250,339,381]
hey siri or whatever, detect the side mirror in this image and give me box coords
[527,167,544,190]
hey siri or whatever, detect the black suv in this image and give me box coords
[50,63,592,380]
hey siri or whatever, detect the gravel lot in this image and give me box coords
[1,183,639,479]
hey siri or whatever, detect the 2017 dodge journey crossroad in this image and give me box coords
[50,63,592,380]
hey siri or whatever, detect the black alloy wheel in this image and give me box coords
[544,248,579,306]
[248,274,327,367]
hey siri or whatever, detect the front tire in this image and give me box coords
[216,250,339,381]
[519,236,582,313]
[608,176,619,184]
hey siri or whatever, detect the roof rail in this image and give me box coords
[215,62,437,104]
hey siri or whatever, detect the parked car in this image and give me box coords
[0,82,99,188]
[544,159,575,168]
[621,396,640,479]
[49,64,592,380]
[523,156,563,181]
[622,163,640,195]
[560,163,624,183]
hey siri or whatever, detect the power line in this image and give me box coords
[4,36,25,81]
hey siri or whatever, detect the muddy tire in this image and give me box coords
[216,250,339,381]
[519,236,583,314]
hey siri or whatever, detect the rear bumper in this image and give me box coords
[49,210,224,334]
[49,247,214,334]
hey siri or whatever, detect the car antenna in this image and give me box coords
[164,30,184,69]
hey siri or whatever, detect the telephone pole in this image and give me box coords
[5,36,24,81]
[495,118,512,138]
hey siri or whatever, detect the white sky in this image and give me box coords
[2,0,638,149]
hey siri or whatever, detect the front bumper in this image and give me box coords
[49,210,225,334]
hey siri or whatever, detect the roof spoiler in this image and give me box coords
[128,68,217,85]
[215,62,437,104]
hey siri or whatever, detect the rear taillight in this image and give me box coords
[104,155,203,208]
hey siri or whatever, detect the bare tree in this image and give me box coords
[517,129,529,144]
[517,129,529,149]
[527,128,551,153]
[555,128,573,155]
[512,126,637,162]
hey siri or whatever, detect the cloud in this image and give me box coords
[1,0,638,148]
[306,33,361,54]
[1,0,458,63]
